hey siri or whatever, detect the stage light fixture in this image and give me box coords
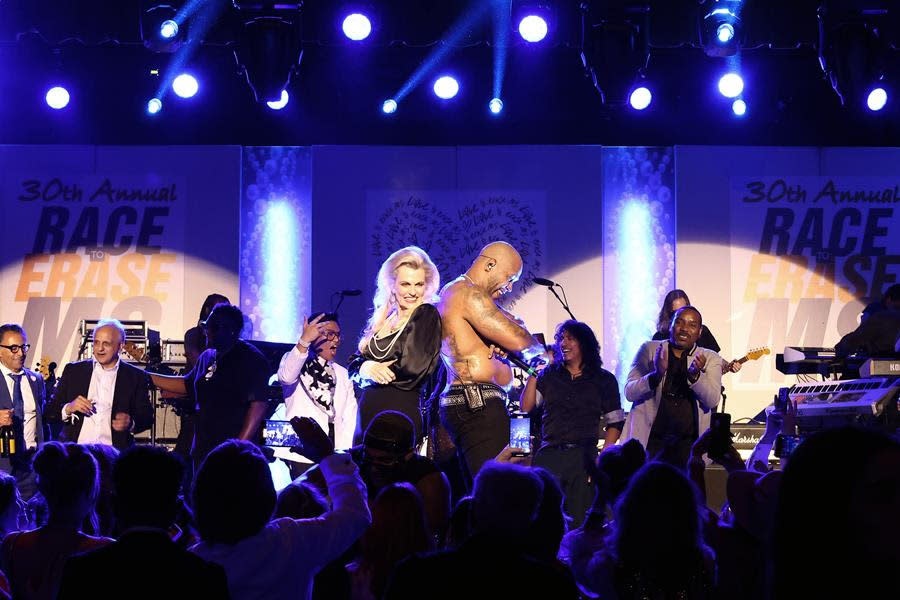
[867,87,887,111]
[45,86,70,110]
[489,97,504,114]
[147,98,163,114]
[266,90,290,110]
[234,10,303,104]
[512,2,553,43]
[717,72,743,98]
[433,76,459,100]
[141,4,186,53]
[629,86,652,110]
[519,15,548,43]
[342,13,372,40]
[699,1,742,57]
[732,98,747,116]
[172,73,198,98]
[818,4,888,109]
[382,99,398,114]
[580,2,650,107]
[160,19,179,39]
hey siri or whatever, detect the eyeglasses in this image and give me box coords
[0,344,30,354]
[322,331,341,341]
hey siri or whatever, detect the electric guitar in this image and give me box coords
[724,347,770,374]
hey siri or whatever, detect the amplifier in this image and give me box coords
[861,358,900,377]
[730,422,766,451]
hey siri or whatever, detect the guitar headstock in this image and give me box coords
[34,356,53,380]
[746,347,771,361]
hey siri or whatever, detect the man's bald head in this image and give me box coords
[468,241,523,299]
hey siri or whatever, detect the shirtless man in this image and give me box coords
[437,241,549,484]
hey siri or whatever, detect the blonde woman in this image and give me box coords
[349,246,442,443]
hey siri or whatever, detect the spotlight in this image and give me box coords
[160,19,179,39]
[580,2,650,107]
[147,98,163,114]
[867,87,887,111]
[382,99,397,114]
[266,90,290,110]
[172,73,198,98]
[732,98,747,116]
[518,15,548,43]
[433,76,459,100]
[489,97,504,114]
[45,86,70,110]
[700,1,742,57]
[818,6,888,109]
[629,86,652,110]
[234,14,303,104]
[342,13,372,41]
[718,72,743,98]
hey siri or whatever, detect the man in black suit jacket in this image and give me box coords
[0,324,47,500]
[57,445,229,599]
[46,320,153,451]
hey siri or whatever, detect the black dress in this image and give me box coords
[348,303,442,443]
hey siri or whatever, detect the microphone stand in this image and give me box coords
[334,292,348,315]
[548,285,577,321]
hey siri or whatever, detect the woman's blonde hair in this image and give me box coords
[359,246,440,352]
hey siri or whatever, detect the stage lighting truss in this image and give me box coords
[141,3,188,53]
[699,0,742,58]
[818,1,889,110]
[511,2,555,44]
[233,5,303,104]
[580,1,650,108]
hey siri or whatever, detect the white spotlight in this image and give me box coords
[266,90,289,110]
[342,13,372,41]
[732,98,747,116]
[45,86,70,110]
[629,87,652,110]
[489,98,503,114]
[433,76,459,100]
[382,99,398,114]
[172,73,199,98]
[147,98,162,114]
[518,15,548,43]
[160,20,179,39]
[717,23,735,43]
[867,87,887,111]
[718,72,744,98]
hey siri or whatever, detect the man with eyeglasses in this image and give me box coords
[46,319,153,451]
[275,312,358,479]
[0,324,47,500]
[149,303,270,469]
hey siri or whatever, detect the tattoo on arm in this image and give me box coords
[466,287,534,351]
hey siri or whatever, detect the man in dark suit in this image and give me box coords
[57,445,229,599]
[46,319,153,451]
[0,324,47,500]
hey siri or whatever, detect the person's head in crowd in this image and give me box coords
[274,481,327,520]
[596,439,647,504]
[92,319,126,369]
[773,427,900,598]
[114,445,184,531]
[33,442,100,527]
[612,462,708,588]
[306,312,341,363]
[669,306,703,351]
[725,469,782,541]
[358,483,432,598]
[192,440,276,545]
[446,495,473,548]
[183,326,205,368]
[471,461,543,542]
[0,472,24,535]
[199,293,230,325]
[656,289,691,336]
[883,283,900,310]
[360,246,440,350]
[0,323,28,373]
[552,320,603,372]
[201,303,243,353]
[527,467,569,564]
[360,411,416,495]
[83,443,119,536]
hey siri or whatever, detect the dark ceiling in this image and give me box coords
[0,0,898,147]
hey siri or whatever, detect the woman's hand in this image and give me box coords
[360,359,397,385]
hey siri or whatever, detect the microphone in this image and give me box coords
[532,277,556,287]
[340,289,362,296]
[495,349,542,377]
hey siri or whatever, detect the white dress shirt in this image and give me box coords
[276,347,358,463]
[0,363,38,449]
[62,359,120,445]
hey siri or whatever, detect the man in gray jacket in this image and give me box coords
[623,306,722,466]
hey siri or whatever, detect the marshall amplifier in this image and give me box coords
[731,422,766,451]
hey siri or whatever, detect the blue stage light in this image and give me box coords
[489,98,503,114]
[172,73,199,98]
[382,99,397,114]
[867,87,887,111]
[433,76,459,99]
[717,23,734,43]
[629,87,652,110]
[147,98,163,114]
[518,15,548,43]
[732,98,747,116]
[160,19,179,39]
[45,86,70,110]
[718,72,744,98]
[342,13,372,41]
[266,90,289,110]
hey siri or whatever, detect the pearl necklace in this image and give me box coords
[367,311,411,360]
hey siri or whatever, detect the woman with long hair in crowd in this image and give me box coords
[349,246,443,444]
